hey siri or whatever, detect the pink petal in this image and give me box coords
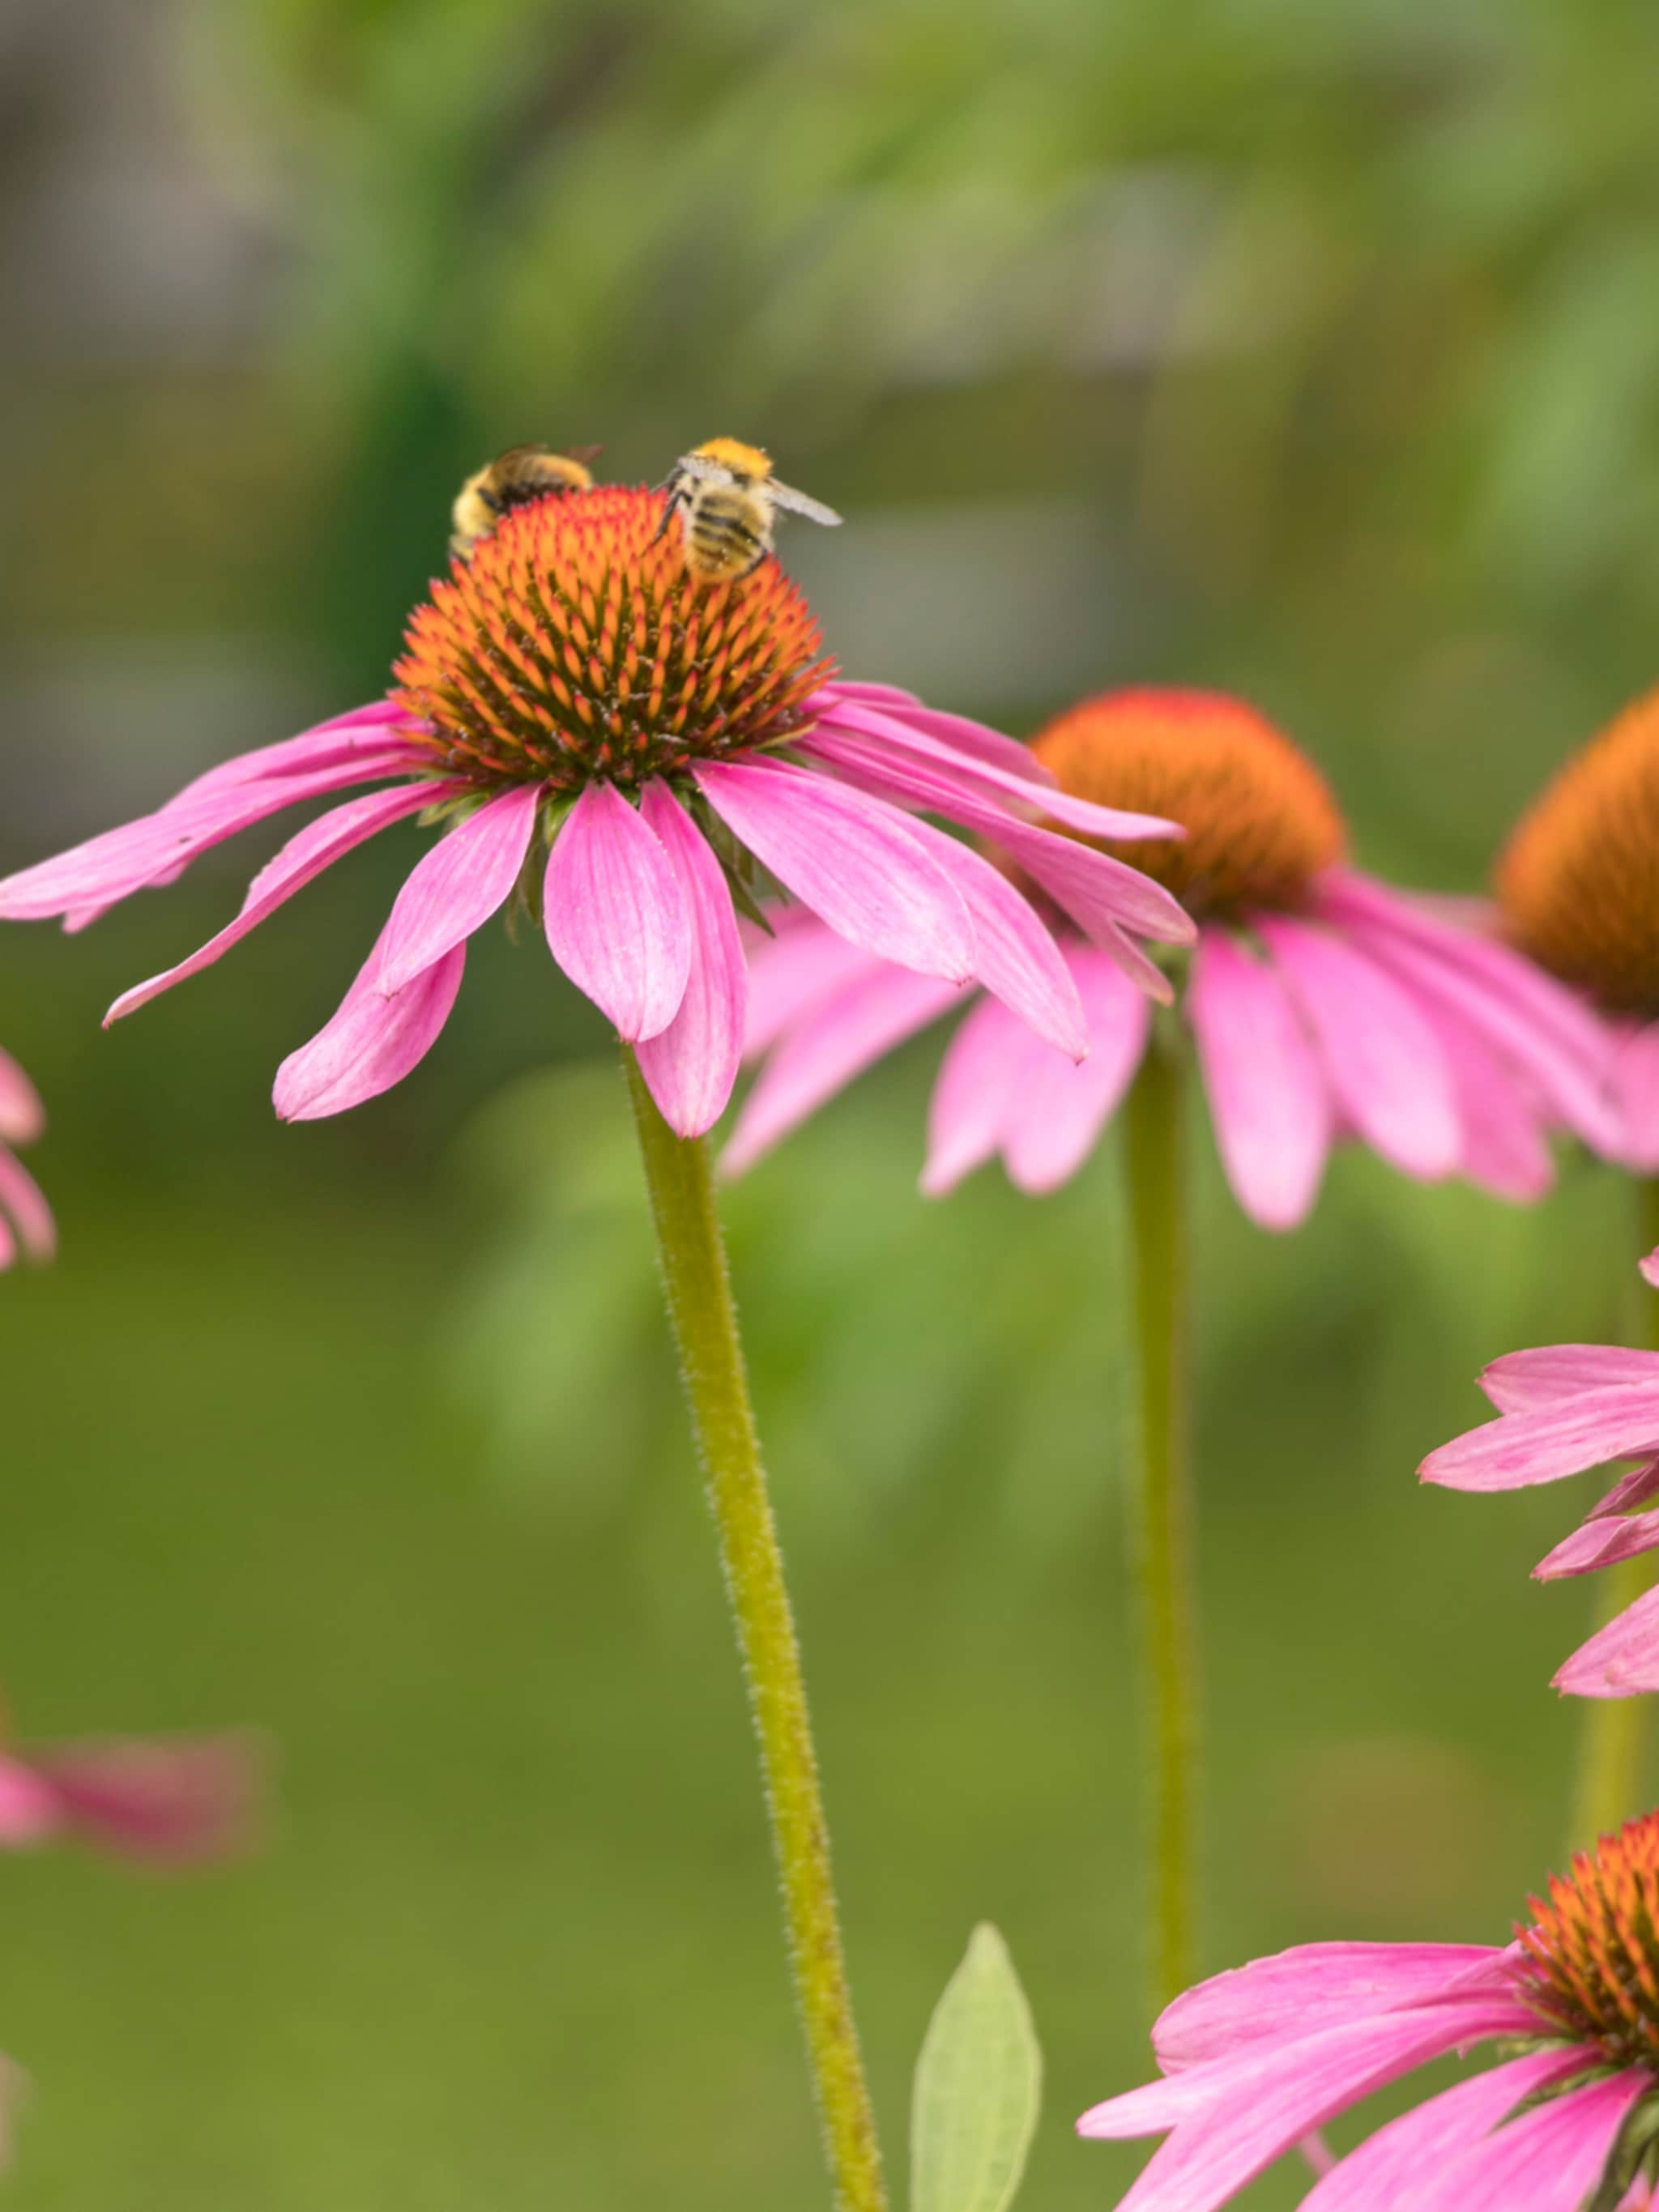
[0,1146,56,1261]
[0,749,428,922]
[1256,916,1461,1179]
[1153,1941,1507,2071]
[1187,928,1331,1231]
[0,1217,14,1271]
[633,783,749,1139]
[0,1050,44,1146]
[1592,1456,1659,1516]
[806,703,1180,839]
[1613,1025,1659,1171]
[998,950,1152,1193]
[1419,1380,1659,1492]
[742,914,888,1058]
[1416,1000,1555,1201]
[1299,2048,1590,2212]
[1093,918,1177,1005]
[694,758,975,982]
[724,965,963,1175]
[1410,2065,1648,2212]
[901,823,1087,1056]
[1079,1996,1538,2212]
[274,924,465,1122]
[1644,1243,1659,1291]
[1555,1582,1659,1696]
[922,995,1034,1196]
[105,782,447,1024]
[1534,1504,1659,1579]
[32,1733,261,1862]
[377,782,541,997]
[169,701,417,804]
[0,1756,64,1844]
[1481,1345,1659,1415]
[544,782,692,1042]
[812,684,1059,784]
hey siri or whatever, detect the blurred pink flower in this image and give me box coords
[1078,1811,1659,2210]
[1421,1260,1659,1697]
[0,1046,53,1270]
[0,490,1192,1139]
[729,691,1616,1227]
[0,1726,259,1863]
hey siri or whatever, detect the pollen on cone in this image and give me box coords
[1519,1809,1659,2061]
[393,485,834,794]
[1027,688,1347,918]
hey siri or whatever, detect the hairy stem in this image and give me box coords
[623,1051,886,2212]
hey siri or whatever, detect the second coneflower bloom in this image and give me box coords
[0,488,1192,1135]
[730,688,1615,1225]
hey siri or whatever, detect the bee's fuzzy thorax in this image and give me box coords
[394,484,834,794]
[693,436,773,481]
[1027,688,1346,919]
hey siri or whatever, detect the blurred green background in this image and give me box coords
[4,0,1659,2203]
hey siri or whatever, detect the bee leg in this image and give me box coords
[648,489,683,545]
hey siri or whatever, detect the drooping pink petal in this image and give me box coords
[1644,1243,1659,1290]
[32,1733,260,1862]
[0,1050,44,1145]
[1256,916,1461,1179]
[1419,1381,1659,1492]
[168,701,418,805]
[812,684,1060,784]
[1480,1344,1659,1414]
[105,782,447,1025]
[694,758,975,982]
[0,1215,15,1271]
[1299,2048,1589,2212]
[1535,1504,1659,1579]
[0,748,429,923]
[1187,928,1331,1231]
[0,1757,62,1844]
[377,782,541,997]
[274,924,466,1122]
[1415,1000,1555,1201]
[1555,1582,1659,1696]
[725,965,963,1176]
[997,951,1152,1194]
[1592,1455,1659,1516]
[0,1147,56,1261]
[1078,1995,1539,2212]
[1408,2065,1648,2212]
[544,781,692,1043]
[922,995,1034,1196]
[1093,917,1176,1004]
[805,705,1181,840]
[1152,1941,1508,2072]
[899,822,1087,1056]
[742,914,888,1059]
[1612,1024,1659,1173]
[633,782,749,1139]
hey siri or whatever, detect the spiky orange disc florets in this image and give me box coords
[391,484,834,794]
[1498,688,1659,1016]
[1520,1812,1659,2065]
[1028,689,1346,918]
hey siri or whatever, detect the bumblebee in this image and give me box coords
[449,444,602,557]
[651,437,841,582]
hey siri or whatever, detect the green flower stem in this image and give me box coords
[623,1051,887,2212]
[1567,1175,1659,1850]
[1120,1028,1201,2016]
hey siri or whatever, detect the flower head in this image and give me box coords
[0,484,1193,1138]
[0,1046,53,1270]
[1498,685,1659,1170]
[1420,1259,1659,1697]
[731,688,1615,1226]
[1077,1818,1659,2210]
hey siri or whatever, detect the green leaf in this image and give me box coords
[911,1924,1043,2212]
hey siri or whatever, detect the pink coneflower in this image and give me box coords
[0,488,1192,1135]
[0,1724,258,1863]
[728,689,1616,1225]
[1499,684,1659,1170]
[0,1046,53,1270]
[1078,1810,1659,2210]
[1420,1259,1659,1698]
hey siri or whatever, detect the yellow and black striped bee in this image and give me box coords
[651,437,842,582]
[449,444,603,557]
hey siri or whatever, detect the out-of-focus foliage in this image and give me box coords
[4,0,1659,2205]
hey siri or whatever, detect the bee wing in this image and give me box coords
[557,443,604,466]
[769,479,842,526]
[674,452,734,484]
